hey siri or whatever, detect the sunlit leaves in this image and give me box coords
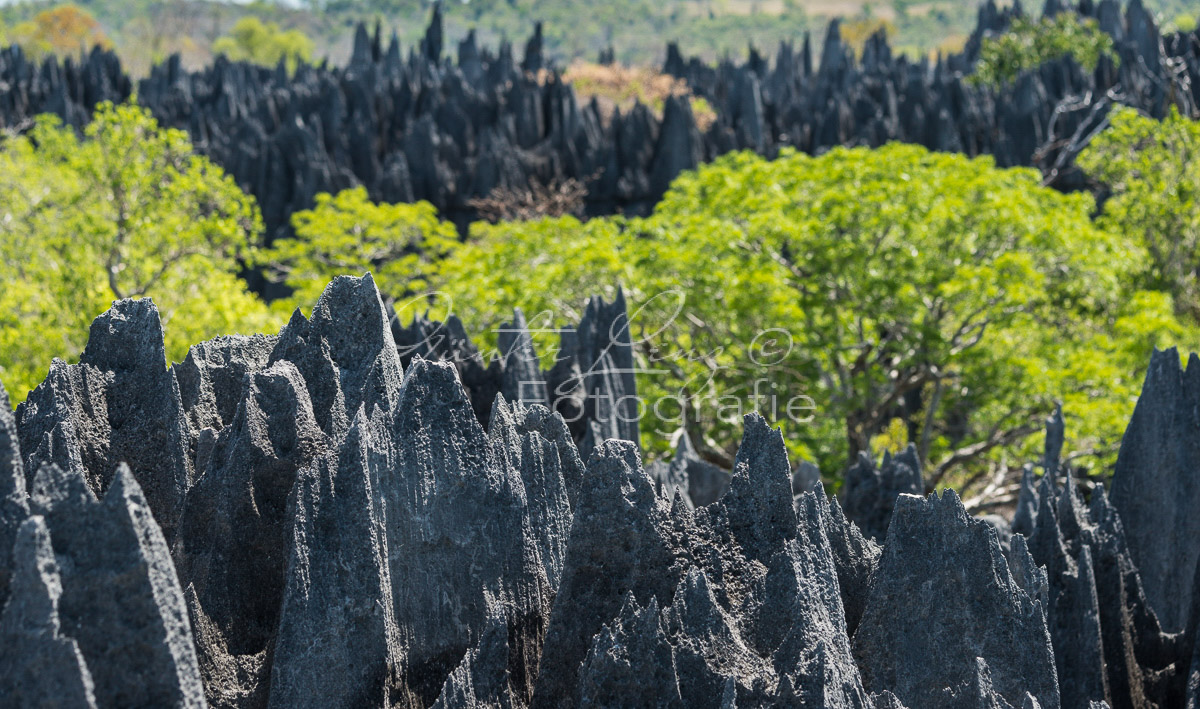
[0,102,278,403]
[435,144,1189,485]
[264,186,460,311]
[972,14,1118,87]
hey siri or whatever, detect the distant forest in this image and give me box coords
[1,0,1197,75]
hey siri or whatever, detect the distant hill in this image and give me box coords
[1,0,1197,73]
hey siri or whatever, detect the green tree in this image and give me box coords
[0,102,280,402]
[1078,106,1200,320]
[263,186,460,310]
[435,145,1191,497]
[212,16,314,72]
[972,14,1118,87]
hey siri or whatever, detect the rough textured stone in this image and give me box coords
[1111,347,1200,633]
[662,568,777,706]
[388,358,554,707]
[816,487,880,639]
[3,1,1198,241]
[578,594,684,707]
[431,608,518,709]
[394,293,640,463]
[268,408,400,709]
[176,361,330,707]
[648,431,731,509]
[1026,477,1108,709]
[30,462,206,708]
[533,439,680,707]
[174,335,278,440]
[853,490,1060,709]
[841,444,924,543]
[0,516,97,708]
[17,299,192,539]
[0,378,29,609]
[7,278,1200,708]
[488,396,573,590]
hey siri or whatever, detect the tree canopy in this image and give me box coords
[212,16,314,72]
[1078,106,1200,320]
[263,186,459,310]
[435,145,1192,489]
[3,5,111,60]
[972,13,1118,87]
[0,102,281,401]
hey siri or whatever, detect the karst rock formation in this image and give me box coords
[1,1,1196,242]
[1,274,1199,706]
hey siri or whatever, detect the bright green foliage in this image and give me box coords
[264,186,460,311]
[1079,106,1200,320]
[0,102,280,403]
[437,145,1191,485]
[972,14,1118,87]
[212,16,314,72]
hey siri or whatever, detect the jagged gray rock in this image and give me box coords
[30,462,206,708]
[841,444,923,543]
[1012,464,1039,538]
[176,360,330,707]
[431,607,518,709]
[689,414,869,707]
[578,594,684,707]
[388,358,555,707]
[533,439,680,708]
[649,431,731,509]
[662,568,776,706]
[0,378,29,609]
[488,396,574,590]
[6,277,1199,707]
[1026,477,1108,708]
[1110,347,1200,633]
[792,460,822,496]
[853,490,1059,709]
[0,516,97,708]
[395,293,640,463]
[816,487,880,639]
[17,298,192,539]
[174,335,278,440]
[268,407,400,709]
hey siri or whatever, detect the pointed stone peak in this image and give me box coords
[1012,464,1038,537]
[855,489,1059,709]
[487,392,518,437]
[666,567,736,641]
[0,377,28,608]
[1044,404,1064,475]
[842,443,925,542]
[1007,533,1049,611]
[308,273,402,413]
[587,439,649,492]
[1055,472,1087,542]
[5,516,64,630]
[80,297,166,374]
[0,516,98,708]
[103,463,144,511]
[0,378,24,495]
[280,307,310,339]
[30,463,97,516]
[722,414,796,558]
[396,357,484,442]
[431,610,515,709]
[579,590,683,707]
